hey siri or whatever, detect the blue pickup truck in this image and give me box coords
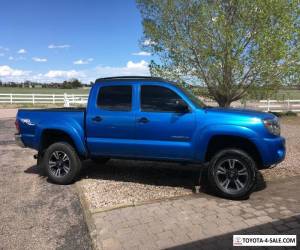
[15,76,285,199]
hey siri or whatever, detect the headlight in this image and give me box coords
[263,118,280,136]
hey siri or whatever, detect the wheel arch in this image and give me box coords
[204,134,262,168]
[38,128,87,158]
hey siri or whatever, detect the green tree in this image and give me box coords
[137,0,300,107]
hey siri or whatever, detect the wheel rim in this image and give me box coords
[215,158,249,193]
[48,151,70,177]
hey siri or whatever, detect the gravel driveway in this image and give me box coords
[0,120,91,250]
[261,116,300,180]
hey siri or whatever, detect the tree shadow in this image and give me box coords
[166,215,300,250]
[80,159,200,190]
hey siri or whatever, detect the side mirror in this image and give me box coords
[175,99,189,113]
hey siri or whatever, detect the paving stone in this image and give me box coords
[101,238,122,250]
[253,210,268,216]
[280,210,293,216]
[265,207,277,213]
[286,221,300,229]
[241,213,255,219]
[265,203,275,207]
[257,215,273,223]
[274,224,289,232]
[244,218,261,226]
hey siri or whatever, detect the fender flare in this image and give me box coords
[35,121,87,157]
[194,124,260,161]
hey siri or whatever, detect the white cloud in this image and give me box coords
[0,46,9,51]
[0,53,4,57]
[45,70,83,79]
[8,56,26,61]
[126,60,148,69]
[17,49,27,54]
[32,57,47,62]
[0,60,149,83]
[48,44,71,49]
[132,51,151,56]
[0,65,30,77]
[143,39,157,46]
[90,60,149,81]
[73,58,94,65]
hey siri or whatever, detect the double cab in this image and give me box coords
[15,76,286,199]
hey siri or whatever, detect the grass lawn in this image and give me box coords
[0,87,90,94]
[276,89,300,99]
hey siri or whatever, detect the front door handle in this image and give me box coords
[137,117,149,124]
[92,116,102,122]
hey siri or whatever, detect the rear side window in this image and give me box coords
[97,85,132,111]
[141,85,185,112]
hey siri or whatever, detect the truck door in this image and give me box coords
[134,84,196,160]
[86,84,136,157]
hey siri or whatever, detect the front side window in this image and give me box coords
[141,85,186,112]
[97,85,132,111]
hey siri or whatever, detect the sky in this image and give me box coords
[0,0,151,83]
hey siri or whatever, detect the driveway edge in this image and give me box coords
[75,182,101,250]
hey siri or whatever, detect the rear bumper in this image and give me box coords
[15,134,25,148]
[255,136,286,167]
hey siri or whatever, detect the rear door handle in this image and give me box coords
[92,116,102,122]
[137,117,149,124]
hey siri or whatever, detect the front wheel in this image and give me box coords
[42,142,81,185]
[208,149,257,199]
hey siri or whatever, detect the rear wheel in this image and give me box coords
[42,142,81,184]
[208,149,257,199]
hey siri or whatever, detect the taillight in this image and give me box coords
[15,120,20,134]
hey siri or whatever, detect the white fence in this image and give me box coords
[203,99,300,112]
[258,99,300,112]
[0,93,88,106]
[0,93,300,112]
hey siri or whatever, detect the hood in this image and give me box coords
[204,107,275,120]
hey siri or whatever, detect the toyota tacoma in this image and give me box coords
[15,76,286,199]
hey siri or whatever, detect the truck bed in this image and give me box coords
[16,108,86,152]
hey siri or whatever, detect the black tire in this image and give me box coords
[207,148,257,199]
[91,157,110,165]
[37,152,46,175]
[42,142,81,185]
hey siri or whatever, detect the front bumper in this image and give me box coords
[15,134,25,148]
[255,136,286,167]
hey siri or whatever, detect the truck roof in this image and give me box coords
[94,76,167,83]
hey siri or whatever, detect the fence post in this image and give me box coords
[10,93,13,104]
[53,94,55,104]
[287,99,290,111]
[64,93,69,107]
[267,99,270,112]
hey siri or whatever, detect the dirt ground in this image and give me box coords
[0,120,91,250]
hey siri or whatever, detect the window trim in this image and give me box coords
[97,85,133,112]
[139,85,191,113]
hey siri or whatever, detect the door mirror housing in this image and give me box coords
[175,100,189,113]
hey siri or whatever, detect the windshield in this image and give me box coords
[176,84,206,108]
